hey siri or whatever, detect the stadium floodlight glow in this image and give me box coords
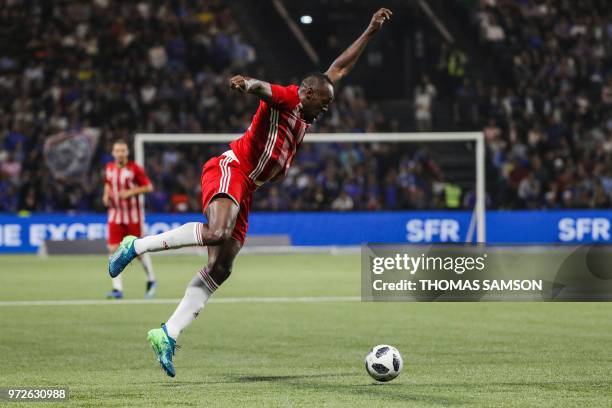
[134,132,486,243]
[300,15,313,24]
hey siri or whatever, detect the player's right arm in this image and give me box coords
[230,76,297,111]
[103,183,110,207]
[230,75,272,102]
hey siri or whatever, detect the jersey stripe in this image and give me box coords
[219,157,227,193]
[127,177,137,223]
[249,109,279,180]
[129,195,138,224]
[249,109,277,180]
[120,169,129,224]
[219,156,232,193]
[113,167,121,223]
[277,136,291,169]
[223,158,232,192]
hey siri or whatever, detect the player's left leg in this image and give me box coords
[107,223,125,299]
[127,223,157,298]
[138,254,157,298]
[166,239,241,339]
[107,244,124,299]
[147,187,250,377]
[147,238,242,377]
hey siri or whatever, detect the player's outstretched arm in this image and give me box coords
[325,8,392,84]
[230,75,272,102]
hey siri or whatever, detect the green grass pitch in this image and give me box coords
[0,254,611,407]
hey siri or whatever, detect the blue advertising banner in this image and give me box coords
[0,210,610,253]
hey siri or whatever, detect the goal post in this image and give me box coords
[134,132,486,243]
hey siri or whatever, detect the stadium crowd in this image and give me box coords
[469,0,612,209]
[0,0,611,213]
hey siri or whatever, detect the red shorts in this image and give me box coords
[108,222,142,246]
[201,152,257,245]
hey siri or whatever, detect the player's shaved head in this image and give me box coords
[301,72,334,91]
[299,72,334,123]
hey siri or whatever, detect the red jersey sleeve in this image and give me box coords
[270,84,300,111]
[132,163,151,187]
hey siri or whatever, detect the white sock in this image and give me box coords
[112,275,123,291]
[138,253,155,281]
[134,222,203,255]
[165,272,216,340]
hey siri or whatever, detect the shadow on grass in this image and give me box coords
[157,373,352,386]
[157,373,465,405]
[232,373,353,382]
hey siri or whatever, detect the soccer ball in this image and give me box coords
[364,344,403,382]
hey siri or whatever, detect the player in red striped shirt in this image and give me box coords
[103,140,156,299]
[109,8,392,377]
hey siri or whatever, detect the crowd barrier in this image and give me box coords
[0,210,610,253]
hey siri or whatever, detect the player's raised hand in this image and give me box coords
[230,75,248,93]
[367,8,392,34]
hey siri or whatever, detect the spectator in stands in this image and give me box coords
[518,172,541,209]
[331,191,354,211]
[414,76,437,131]
[466,0,612,209]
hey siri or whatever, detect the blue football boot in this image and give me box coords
[108,235,138,278]
[147,324,177,377]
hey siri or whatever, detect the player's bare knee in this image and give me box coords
[202,226,233,245]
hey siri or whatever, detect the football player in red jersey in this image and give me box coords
[103,140,156,299]
[109,8,392,377]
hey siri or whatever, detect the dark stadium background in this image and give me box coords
[1,0,610,215]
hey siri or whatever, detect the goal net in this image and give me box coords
[134,132,486,243]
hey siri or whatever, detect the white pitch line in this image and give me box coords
[0,296,361,307]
